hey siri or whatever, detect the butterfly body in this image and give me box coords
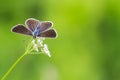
[12,18,57,38]
[32,26,41,38]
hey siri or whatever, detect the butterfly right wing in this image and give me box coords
[38,29,57,38]
[11,24,32,36]
[39,21,53,32]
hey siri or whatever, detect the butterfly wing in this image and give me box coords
[39,21,53,32]
[25,18,40,32]
[26,18,53,31]
[12,24,32,36]
[12,18,56,38]
[38,29,57,38]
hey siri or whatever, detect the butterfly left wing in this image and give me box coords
[25,18,40,32]
[12,24,32,36]
[38,29,57,38]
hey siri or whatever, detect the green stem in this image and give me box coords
[1,48,33,80]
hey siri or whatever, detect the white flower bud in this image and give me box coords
[32,39,35,44]
[32,39,38,52]
[42,44,51,57]
[33,44,38,52]
[37,38,43,47]
[31,38,51,57]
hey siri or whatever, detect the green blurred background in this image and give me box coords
[0,0,120,80]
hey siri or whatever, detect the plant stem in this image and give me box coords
[1,48,33,80]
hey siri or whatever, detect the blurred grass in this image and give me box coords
[0,0,120,80]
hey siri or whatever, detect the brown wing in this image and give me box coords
[39,21,53,32]
[11,24,32,36]
[38,29,57,38]
[25,18,40,32]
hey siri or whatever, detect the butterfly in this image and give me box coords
[11,18,57,38]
